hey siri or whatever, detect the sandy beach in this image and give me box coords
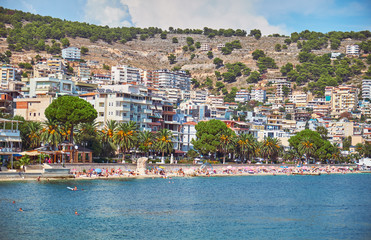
[1,164,367,181]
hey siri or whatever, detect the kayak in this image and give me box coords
[67,187,77,191]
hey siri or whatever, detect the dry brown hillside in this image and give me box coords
[0,34,362,90]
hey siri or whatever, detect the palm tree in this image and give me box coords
[114,121,138,161]
[237,134,256,163]
[139,131,154,157]
[26,121,42,149]
[331,143,342,164]
[18,155,30,172]
[101,120,118,143]
[218,129,235,164]
[40,119,62,150]
[355,143,365,157]
[155,129,173,163]
[261,137,281,164]
[298,137,315,164]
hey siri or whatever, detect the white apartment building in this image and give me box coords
[200,43,211,51]
[180,121,197,152]
[26,75,76,98]
[251,88,266,102]
[81,85,152,131]
[111,65,141,85]
[33,58,66,78]
[154,69,191,90]
[362,79,371,100]
[346,45,360,56]
[62,47,81,60]
[235,89,250,103]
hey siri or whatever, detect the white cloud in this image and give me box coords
[118,0,288,35]
[84,0,132,27]
[22,0,37,14]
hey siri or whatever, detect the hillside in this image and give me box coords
[0,7,370,95]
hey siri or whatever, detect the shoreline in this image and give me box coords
[0,171,369,182]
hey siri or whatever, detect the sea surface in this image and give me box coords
[1,174,371,240]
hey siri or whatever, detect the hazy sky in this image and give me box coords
[1,0,370,35]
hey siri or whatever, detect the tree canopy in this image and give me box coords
[45,96,97,143]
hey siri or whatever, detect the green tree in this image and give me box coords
[114,121,138,161]
[186,37,194,46]
[237,134,257,163]
[275,44,282,52]
[219,128,236,164]
[261,137,281,164]
[155,128,174,161]
[139,131,154,157]
[213,57,223,68]
[195,42,201,48]
[298,136,316,164]
[192,119,229,158]
[315,126,328,140]
[40,119,62,150]
[246,71,261,83]
[160,32,167,39]
[252,49,265,60]
[25,121,42,149]
[168,54,176,64]
[45,96,97,144]
[60,38,70,47]
[80,46,89,55]
[172,37,178,43]
[207,51,213,59]
[18,155,31,172]
[250,29,262,40]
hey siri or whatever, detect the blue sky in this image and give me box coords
[1,0,370,35]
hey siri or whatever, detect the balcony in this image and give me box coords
[143,109,152,114]
[141,118,152,123]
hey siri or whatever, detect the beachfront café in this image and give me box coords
[38,141,93,163]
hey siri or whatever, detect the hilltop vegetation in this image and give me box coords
[1,7,371,99]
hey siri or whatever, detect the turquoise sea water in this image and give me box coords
[1,174,371,240]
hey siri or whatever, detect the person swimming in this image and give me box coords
[18,208,23,212]
[75,211,79,215]
[73,186,77,191]
[12,201,15,204]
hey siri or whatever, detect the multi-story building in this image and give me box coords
[200,43,211,51]
[180,121,197,152]
[33,58,66,78]
[291,91,310,108]
[62,47,81,61]
[92,74,111,85]
[81,85,152,131]
[346,45,359,56]
[190,90,208,104]
[206,95,224,106]
[26,75,76,98]
[14,95,54,121]
[111,65,141,85]
[362,79,371,100]
[235,89,250,103]
[325,86,359,117]
[250,88,266,102]
[269,78,291,98]
[0,64,15,89]
[154,69,191,90]
[0,118,22,167]
[77,63,90,80]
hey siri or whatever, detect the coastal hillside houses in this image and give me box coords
[3,44,371,157]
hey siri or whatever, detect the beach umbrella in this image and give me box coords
[159,166,165,169]
[95,168,102,173]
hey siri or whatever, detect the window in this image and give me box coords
[34,113,36,116]
[99,102,104,107]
